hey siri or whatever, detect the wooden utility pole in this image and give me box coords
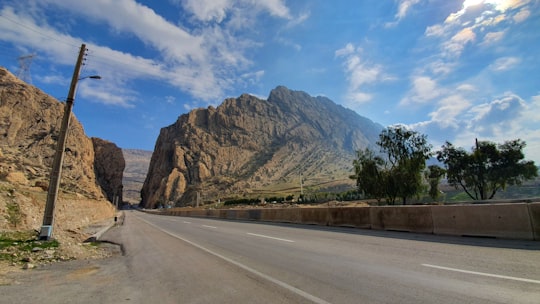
[39,44,87,240]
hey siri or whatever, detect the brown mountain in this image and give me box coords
[0,67,122,235]
[122,149,152,204]
[140,86,382,208]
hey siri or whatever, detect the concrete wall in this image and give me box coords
[370,206,433,233]
[431,203,534,239]
[327,207,370,228]
[527,203,540,241]
[153,203,540,240]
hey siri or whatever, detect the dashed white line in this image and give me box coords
[183,221,191,224]
[136,216,330,304]
[247,233,295,243]
[202,225,217,229]
[422,264,540,284]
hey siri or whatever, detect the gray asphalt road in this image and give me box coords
[2,210,539,303]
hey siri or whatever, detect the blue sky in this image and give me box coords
[0,0,539,162]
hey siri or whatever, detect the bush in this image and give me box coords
[5,201,23,228]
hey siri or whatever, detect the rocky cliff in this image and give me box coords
[122,149,152,204]
[141,86,382,208]
[92,138,125,205]
[0,67,122,233]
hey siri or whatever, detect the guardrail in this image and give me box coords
[144,202,540,241]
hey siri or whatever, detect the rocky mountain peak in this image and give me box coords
[140,86,382,208]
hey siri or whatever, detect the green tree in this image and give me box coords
[377,125,432,204]
[425,165,445,201]
[436,139,538,200]
[350,148,385,202]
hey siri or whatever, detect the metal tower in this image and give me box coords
[17,54,36,84]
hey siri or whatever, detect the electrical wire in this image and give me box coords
[0,13,80,49]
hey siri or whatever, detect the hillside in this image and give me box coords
[0,67,121,244]
[141,86,383,208]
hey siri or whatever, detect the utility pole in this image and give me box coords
[39,44,87,240]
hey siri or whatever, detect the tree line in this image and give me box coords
[350,125,538,204]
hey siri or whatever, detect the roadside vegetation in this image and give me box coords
[0,230,59,266]
[350,125,538,205]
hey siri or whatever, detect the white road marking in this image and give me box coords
[422,264,540,284]
[137,216,330,304]
[183,221,191,224]
[247,233,295,243]
[202,225,217,229]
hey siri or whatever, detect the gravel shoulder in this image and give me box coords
[0,214,122,286]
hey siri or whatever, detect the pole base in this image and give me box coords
[39,225,53,240]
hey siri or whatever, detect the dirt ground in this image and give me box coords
[0,181,119,285]
[0,216,121,285]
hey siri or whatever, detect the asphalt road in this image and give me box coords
[2,210,540,303]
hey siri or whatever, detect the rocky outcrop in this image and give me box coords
[140,86,382,208]
[92,138,125,204]
[0,67,123,231]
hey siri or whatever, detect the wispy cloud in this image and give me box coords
[400,76,442,106]
[0,0,300,106]
[385,0,421,27]
[336,43,392,105]
[489,56,521,71]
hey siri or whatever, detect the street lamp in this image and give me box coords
[80,75,102,80]
[39,44,101,240]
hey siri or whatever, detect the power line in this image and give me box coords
[0,13,80,48]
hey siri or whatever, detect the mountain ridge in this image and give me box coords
[140,86,383,208]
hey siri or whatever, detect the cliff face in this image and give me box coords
[122,149,152,204]
[0,67,123,232]
[92,137,125,204]
[140,86,382,208]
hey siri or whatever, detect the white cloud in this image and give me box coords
[400,76,441,105]
[469,94,526,134]
[425,24,445,37]
[456,83,476,92]
[481,31,505,45]
[180,0,293,25]
[409,92,540,163]
[443,27,476,58]
[489,56,521,71]
[346,92,372,104]
[428,94,471,128]
[181,0,230,23]
[385,0,421,27]
[165,96,176,104]
[513,8,531,22]
[240,70,265,85]
[78,81,136,108]
[336,43,391,105]
[257,0,292,19]
[0,0,301,105]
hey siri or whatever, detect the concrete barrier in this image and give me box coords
[300,208,329,226]
[431,203,534,240]
[248,209,262,221]
[527,203,540,241]
[206,209,220,218]
[148,202,539,241]
[235,209,250,220]
[260,208,301,223]
[328,207,370,228]
[370,206,433,233]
